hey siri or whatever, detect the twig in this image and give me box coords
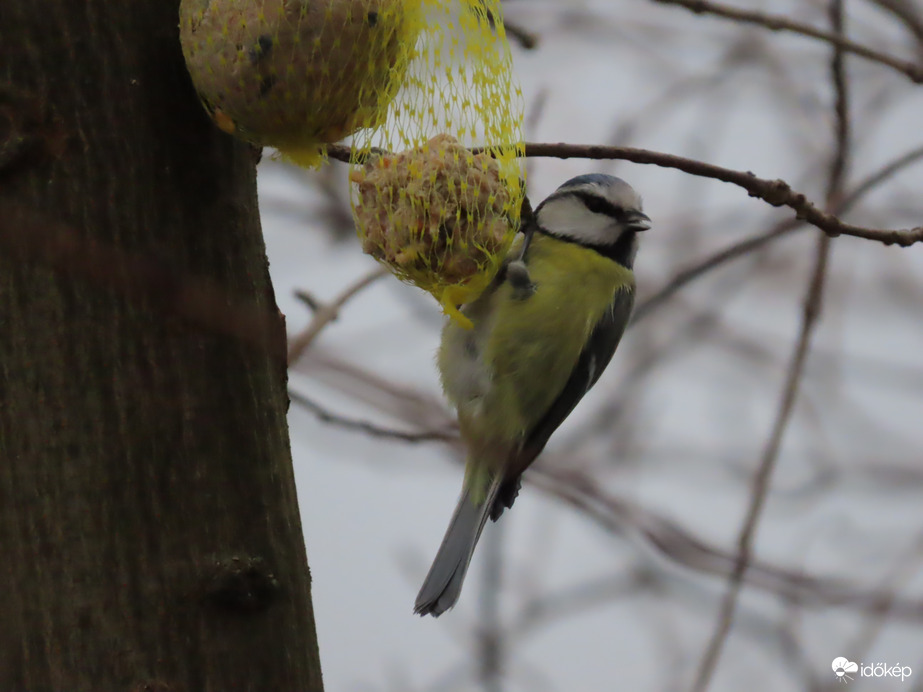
[687,119,834,692]
[827,0,852,206]
[294,350,457,431]
[512,569,650,636]
[286,266,388,365]
[294,290,323,312]
[690,4,846,688]
[846,143,923,201]
[327,142,923,247]
[844,531,923,670]
[650,0,923,82]
[689,245,823,687]
[516,142,923,247]
[633,142,923,324]
[287,389,457,443]
[865,0,923,53]
[529,465,923,622]
[503,20,538,49]
[480,2,538,49]
[631,222,800,325]
[478,523,506,692]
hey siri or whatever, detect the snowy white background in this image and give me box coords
[259,1,923,690]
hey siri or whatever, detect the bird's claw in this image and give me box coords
[507,260,535,300]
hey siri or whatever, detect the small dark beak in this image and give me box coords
[626,211,652,232]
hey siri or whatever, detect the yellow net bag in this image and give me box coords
[179,0,421,167]
[348,0,525,326]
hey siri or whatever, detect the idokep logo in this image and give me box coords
[832,657,912,684]
[832,658,858,683]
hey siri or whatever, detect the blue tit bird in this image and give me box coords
[415,173,651,617]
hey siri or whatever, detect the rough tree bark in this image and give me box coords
[0,1,324,689]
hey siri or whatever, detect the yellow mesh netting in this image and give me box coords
[349,0,525,327]
[179,0,421,167]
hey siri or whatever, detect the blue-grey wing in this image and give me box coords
[491,286,635,519]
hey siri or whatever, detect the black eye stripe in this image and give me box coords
[572,191,626,220]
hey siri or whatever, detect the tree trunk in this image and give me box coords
[0,1,324,689]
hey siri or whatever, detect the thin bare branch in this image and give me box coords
[478,525,506,692]
[687,139,833,692]
[632,221,800,325]
[827,7,852,206]
[511,569,650,636]
[516,142,923,247]
[847,143,923,201]
[328,142,923,246]
[865,0,923,52]
[650,0,923,82]
[294,290,323,313]
[845,531,923,667]
[529,465,923,622]
[287,266,388,365]
[295,349,456,432]
[287,389,457,443]
[503,20,538,50]
[691,3,847,687]
[634,141,923,323]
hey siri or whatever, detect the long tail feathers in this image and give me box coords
[414,474,504,617]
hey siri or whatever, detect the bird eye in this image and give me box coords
[579,193,624,219]
[583,196,607,214]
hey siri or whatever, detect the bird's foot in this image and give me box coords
[507,260,535,300]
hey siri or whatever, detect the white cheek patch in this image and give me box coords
[536,195,621,245]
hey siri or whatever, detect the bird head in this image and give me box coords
[534,173,651,267]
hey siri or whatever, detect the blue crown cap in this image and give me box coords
[556,173,625,190]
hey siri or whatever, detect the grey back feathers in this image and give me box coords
[534,174,650,253]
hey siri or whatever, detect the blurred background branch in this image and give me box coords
[650,0,923,81]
